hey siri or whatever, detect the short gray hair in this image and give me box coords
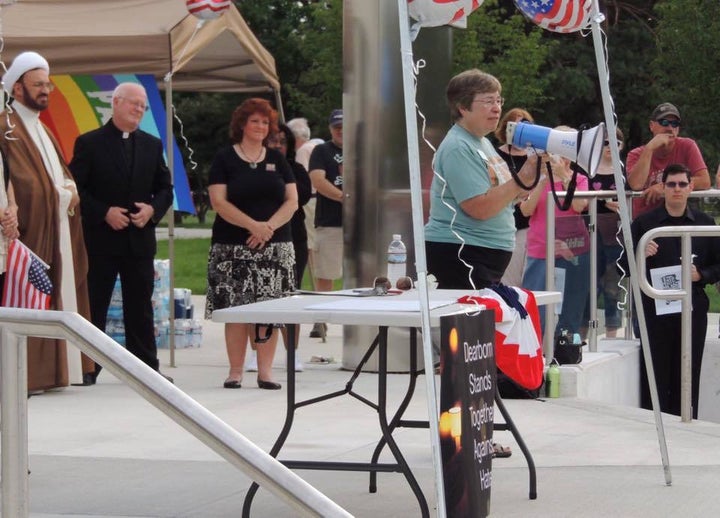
[287,117,311,141]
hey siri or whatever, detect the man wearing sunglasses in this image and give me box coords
[627,103,710,218]
[626,164,720,419]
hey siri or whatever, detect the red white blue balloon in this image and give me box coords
[514,0,592,34]
[407,0,484,29]
[186,0,232,21]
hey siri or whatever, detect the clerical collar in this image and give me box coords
[109,119,135,139]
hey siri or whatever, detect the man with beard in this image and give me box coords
[0,51,96,390]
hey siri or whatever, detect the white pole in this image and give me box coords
[1,329,29,518]
[588,0,671,484]
[396,1,447,515]
[164,73,176,367]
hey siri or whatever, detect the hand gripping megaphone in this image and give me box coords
[506,121,606,177]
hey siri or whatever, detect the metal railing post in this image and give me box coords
[1,328,29,518]
[636,225,720,422]
[0,309,352,517]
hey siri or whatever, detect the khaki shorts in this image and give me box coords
[303,197,317,249]
[313,226,343,280]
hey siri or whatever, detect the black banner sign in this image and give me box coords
[439,310,496,517]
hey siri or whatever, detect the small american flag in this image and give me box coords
[1,240,53,310]
[515,0,592,34]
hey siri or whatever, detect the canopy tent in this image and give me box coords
[1,0,281,361]
[0,0,279,94]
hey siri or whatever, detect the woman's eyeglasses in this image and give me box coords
[656,118,680,128]
[473,97,504,108]
[603,140,622,147]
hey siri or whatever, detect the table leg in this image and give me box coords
[242,324,299,517]
[494,393,537,500]
[376,326,430,518]
[369,327,420,492]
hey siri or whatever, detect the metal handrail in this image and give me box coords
[636,225,720,422]
[0,308,352,518]
[543,188,720,360]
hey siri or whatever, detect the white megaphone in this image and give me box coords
[506,121,606,177]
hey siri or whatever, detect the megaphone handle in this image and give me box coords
[547,162,577,212]
[510,154,542,191]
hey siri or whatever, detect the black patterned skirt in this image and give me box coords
[205,242,296,319]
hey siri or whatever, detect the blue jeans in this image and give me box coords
[522,254,590,336]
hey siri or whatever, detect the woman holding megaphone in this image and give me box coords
[425,69,543,290]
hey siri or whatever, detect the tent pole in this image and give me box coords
[273,89,285,122]
[164,74,176,368]
[397,1,446,516]
[588,0,671,484]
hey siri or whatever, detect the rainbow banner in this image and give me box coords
[41,74,195,214]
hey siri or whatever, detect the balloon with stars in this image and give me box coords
[514,0,592,34]
[185,0,232,21]
[407,0,484,30]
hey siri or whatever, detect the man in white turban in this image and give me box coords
[0,51,96,390]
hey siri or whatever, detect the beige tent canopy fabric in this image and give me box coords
[0,0,279,93]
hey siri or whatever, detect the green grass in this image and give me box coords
[156,238,211,295]
[707,284,720,313]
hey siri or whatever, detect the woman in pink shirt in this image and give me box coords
[520,148,590,337]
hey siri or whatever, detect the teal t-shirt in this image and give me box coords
[424,124,515,251]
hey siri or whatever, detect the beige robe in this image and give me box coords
[0,108,94,391]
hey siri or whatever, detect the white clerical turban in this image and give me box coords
[2,51,50,94]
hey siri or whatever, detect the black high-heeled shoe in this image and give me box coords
[257,379,281,390]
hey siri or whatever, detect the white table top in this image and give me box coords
[212,289,561,328]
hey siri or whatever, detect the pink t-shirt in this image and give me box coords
[526,175,589,259]
[626,137,706,217]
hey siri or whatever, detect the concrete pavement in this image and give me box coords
[5,295,720,517]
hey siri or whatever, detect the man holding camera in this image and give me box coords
[626,103,710,218]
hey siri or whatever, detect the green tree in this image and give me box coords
[452,0,661,141]
[284,0,343,139]
[653,0,720,173]
[453,0,556,120]
[238,0,342,139]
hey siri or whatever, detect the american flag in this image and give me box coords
[408,0,483,29]
[515,0,592,34]
[1,240,53,310]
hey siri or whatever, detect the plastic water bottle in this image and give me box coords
[546,359,560,398]
[386,234,407,286]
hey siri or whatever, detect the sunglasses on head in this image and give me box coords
[656,118,680,128]
[665,181,689,189]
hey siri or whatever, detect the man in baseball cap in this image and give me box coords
[650,102,681,121]
[328,109,343,127]
[305,109,344,340]
[626,102,710,217]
